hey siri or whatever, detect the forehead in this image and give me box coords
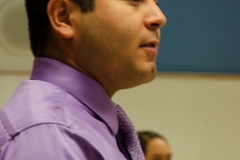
[147,138,171,153]
[145,138,171,159]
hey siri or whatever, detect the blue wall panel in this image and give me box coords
[157,0,240,74]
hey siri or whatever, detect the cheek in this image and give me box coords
[96,10,142,46]
[80,10,143,64]
[101,26,139,59]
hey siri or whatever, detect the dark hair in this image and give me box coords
[25,0,95,57]
[137,131,167,154]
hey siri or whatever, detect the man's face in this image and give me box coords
[71,0,166,94]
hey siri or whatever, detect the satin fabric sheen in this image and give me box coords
[0,58,130,159]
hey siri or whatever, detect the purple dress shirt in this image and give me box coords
[0,58,128,160]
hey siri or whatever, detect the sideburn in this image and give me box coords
[75,0,95,12]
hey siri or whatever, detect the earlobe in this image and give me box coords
[47,0,74,39]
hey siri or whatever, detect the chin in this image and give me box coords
[139,67,157,84]
[146,71,156,82]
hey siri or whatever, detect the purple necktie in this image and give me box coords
[116,105,145,160]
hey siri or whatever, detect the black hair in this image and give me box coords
[137,131,167,154]
[25,0,95,57]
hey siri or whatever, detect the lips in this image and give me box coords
[140,40,159,55]
[140,40,159,49]
[140,43,156,47]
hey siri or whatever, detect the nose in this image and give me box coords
[144,2,167,30]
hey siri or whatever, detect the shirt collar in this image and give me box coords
[30,57,118,135]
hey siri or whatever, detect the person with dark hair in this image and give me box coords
[138,131,172,160]
[0,0,166,159]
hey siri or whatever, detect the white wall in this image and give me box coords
[1,73,240,160]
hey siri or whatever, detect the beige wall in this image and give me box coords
[0,71,30,106]
[1,72,240,160]
[113,74,240,160]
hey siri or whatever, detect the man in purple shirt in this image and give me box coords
[0,0,166,159]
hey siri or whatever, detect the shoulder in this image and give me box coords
[0,80,105,159]
[0,123,104,160]
[0,80,125,159]
[0,80,70,139]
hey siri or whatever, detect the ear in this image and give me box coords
[47,0,75,39]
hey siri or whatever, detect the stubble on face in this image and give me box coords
[71,0,160,95]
